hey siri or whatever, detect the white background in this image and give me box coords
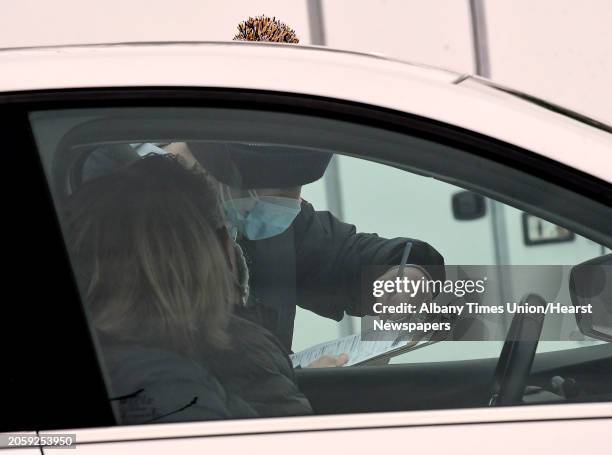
[3,0,611,123]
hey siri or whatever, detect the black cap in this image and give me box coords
[190,143,332,189]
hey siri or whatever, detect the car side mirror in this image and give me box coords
[569,254,612,342]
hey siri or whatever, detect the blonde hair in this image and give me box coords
[65,154,236,355]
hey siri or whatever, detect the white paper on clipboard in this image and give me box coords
[290,330,424,368]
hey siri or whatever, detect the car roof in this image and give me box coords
[1,41,610,183]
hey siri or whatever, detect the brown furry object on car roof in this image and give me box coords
[233,15,299,43]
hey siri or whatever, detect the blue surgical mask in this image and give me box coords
[223,195,301,241]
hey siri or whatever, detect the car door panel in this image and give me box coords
[296,357,498,414]
[43,417,612,454]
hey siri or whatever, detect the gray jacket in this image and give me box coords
[100,316,312,424]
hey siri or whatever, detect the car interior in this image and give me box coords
[28,105,612,422]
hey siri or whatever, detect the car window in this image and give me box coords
[296,157,609,361]
[27,105,612,427]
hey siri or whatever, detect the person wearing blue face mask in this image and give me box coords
[165,16,442,365]
[185,142,446,356]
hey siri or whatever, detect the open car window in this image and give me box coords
[27,104,612,427]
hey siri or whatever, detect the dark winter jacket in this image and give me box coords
[100,316,312,424]
[238,200,445,350]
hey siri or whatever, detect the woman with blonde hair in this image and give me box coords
[65,154,311,424]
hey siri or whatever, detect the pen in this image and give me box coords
[398,241,413,276]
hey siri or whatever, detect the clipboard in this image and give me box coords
[290,331,437,368]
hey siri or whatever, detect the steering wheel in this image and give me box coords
[489,294,546,406]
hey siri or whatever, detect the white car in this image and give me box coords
[1,42,611,454]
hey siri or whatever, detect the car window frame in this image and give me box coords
[2,86,610,433]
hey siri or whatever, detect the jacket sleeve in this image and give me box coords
[293,201,445,320]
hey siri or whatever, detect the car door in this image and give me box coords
[1,87,610,453]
